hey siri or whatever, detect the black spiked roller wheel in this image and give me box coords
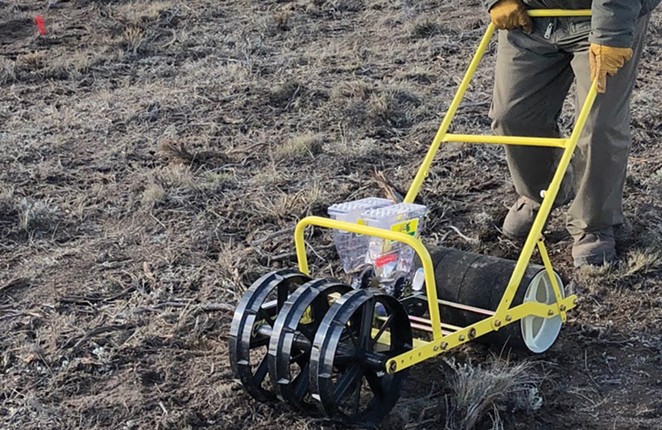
[228,269,311,401]
[309,288,412,427]
[268,279,351,412]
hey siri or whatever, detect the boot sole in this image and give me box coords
[573,249,616,268]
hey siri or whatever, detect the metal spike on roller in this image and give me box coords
[229,9,592,428]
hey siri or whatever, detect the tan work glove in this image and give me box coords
[489,0,532,33]
[589,43,633,93]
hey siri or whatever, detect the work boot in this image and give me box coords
[502,168,575,240]
[502,196,541,240]
[572,228,616,267]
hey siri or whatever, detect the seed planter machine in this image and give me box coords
[230,10,594,428]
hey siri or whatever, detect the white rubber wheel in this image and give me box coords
[520,270,564,353]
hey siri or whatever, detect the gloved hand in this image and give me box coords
[489,0,532,33]
[589,43,633,93]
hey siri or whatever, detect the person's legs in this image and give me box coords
[490,24,575,238]
[567,14,651,265]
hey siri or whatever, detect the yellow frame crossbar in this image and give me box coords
[442,134,567,148]
[294,10,594,374]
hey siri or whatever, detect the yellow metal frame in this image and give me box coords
[294,10,594,374]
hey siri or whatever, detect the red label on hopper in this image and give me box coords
[375,253,397,267]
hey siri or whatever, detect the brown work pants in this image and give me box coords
[489,14,650,237]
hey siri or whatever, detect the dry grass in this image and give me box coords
[389,357,545,430]
[442,358,543,430]
[409,20,446,39]
[250,165,289,187]
[250,183,327,222]
[575,243,662,289]
[624,248,662,276]
[274,133,325,160]
[644,167,662,195]
[113,1,175,24]
[17,198,61,233]
[141,182,166,208]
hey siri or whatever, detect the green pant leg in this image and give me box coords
[490,26,575,205]
[566,14,651,236]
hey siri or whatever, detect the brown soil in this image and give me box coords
[1,1,661,429]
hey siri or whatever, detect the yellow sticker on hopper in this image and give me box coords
[390,218,419,236]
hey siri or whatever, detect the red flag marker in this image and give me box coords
[34,16,46,36]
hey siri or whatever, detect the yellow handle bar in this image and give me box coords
[528,9,591,17]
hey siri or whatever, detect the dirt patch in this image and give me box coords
[1,0,662,429]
